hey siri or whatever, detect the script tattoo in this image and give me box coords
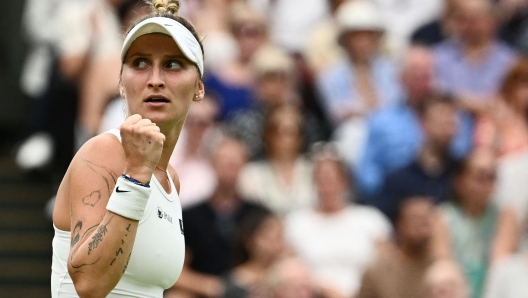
[123,253,131,273]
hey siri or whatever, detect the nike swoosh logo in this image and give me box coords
[116,187,130,193]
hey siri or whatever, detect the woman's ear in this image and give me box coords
[193,80,205,102]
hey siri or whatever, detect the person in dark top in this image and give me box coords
[167,135,263,298]
[375,93,460,221]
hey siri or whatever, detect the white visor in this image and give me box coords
[121,17,204,77]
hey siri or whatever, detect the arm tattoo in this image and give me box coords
[82,159,118,194]
[123,253,131,273]
[81,190,101,207]
[87,217,112,255]
[71,221,83,247]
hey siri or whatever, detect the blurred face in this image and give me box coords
[401,48,434,105]
[185,97,217,136]
[510,79,528,111]
[453,1,496,45]
[257,72,291,106]
[456,151,497,207]
[341,30,381,62]
[234,22,266,62]
[273,259,316,298]
[397,198,435,250]
[265,111,303,159]
[422,102,457,150]
[248,216,285,262]
[212,140,248,187]
[121,34,204,126]
[314,159,348,210]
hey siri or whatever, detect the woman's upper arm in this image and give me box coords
[67,134,124,247]
[491,207,519,266]
[430,209,452,259]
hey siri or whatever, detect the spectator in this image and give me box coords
[255,0,329,55]
[238,104,316,215]
[498,0,528,55]
[203,2,268,120]
[169,96,220,209]
[285,142,392,297]
[425,259,471,298]
[305,0,349,75]
[167,135,264,298]
[371,0,444,56]
[411,0,461,46]
[355,46,471,201]
[316,0,401,126]
[221,206,286,298]
[376,93,459,221]
[356,197,437,298]
[474,58,528,158]
[432,149,519,298]
[227,45,327,159]
[265,256,322,298]
[433,0,517,116]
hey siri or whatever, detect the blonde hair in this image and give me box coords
[151,0,180,16]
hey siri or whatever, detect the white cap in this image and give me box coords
[121,17,204,77]
[335,0,384,35]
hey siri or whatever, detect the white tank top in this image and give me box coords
[51,129,185,297]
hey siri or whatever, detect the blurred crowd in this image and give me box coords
[15,0,528,297]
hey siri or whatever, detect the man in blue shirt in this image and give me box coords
[355,46,472,201]
[374,94,460,221]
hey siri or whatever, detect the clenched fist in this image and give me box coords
[120,114,166,184]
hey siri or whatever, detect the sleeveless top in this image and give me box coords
[51,129,185,297]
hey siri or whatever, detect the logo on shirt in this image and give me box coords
[179,219,184,235]
[156,207,173,224]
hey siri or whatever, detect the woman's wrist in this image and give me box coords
[123,166,153,185]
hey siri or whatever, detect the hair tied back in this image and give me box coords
[151,0,180,16]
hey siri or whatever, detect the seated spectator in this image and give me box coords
[432,149,519,298]
[285,142,392,297]
[265,256,322,298]
[433,0,517,116]
[227,45,327,160]
[169,96,219,209]
[474,58,528,158]
[371,0,444,57]
[425,259,471,298]
[498,0,528,55]
[355,46,471,201]
[238,105,316,215]
[221,207,286,298]
[411,0,461,46]
[316,0,401,126]
[203,2,268,121]
[356,197,438,298]
[167,135,264,298]
[376,93,459,221]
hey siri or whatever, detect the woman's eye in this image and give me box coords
[133,59,148,69]
[166,61,182,69]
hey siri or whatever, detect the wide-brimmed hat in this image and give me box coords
[335,0,384,35]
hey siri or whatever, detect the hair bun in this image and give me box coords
[152,0,180,16]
